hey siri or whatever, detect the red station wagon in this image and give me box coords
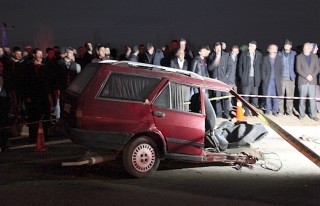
[62,61,257,177]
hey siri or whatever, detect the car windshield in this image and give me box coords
[67,66,99,95]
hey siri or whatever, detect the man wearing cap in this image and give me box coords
[277,39,297,116]
[296,42,320,121]
[238,40,263,116]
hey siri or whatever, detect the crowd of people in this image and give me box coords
[0,38,320,152]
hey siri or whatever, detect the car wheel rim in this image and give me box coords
[132,143,156,173]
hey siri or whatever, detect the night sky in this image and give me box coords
[0,0,319,54]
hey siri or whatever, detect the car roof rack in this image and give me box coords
[112,61,204,80]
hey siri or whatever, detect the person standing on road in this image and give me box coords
[0,60,10,152]
[238,41,263,116]
[56,47,81,121]
[208,42,231,119]
[310,43,320,113]
[2,47,25,136]
[262,44,283,116]
[24,49,51,143]
[226,45,240,108]
[277,39,297,116]
[296,42,320,121]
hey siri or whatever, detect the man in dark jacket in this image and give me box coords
[208,42,230,118]
[2,46,25,136]
[277,39,296,116]
[190,46,210,96]
[170,49,188,70]
[191,46,210,77]
[0,60,10,152]
[226,45,240,108]
[140,43,154,64]
[83,42,94,66]
[179,38,193,66]
[207,42,227,78]
[44,48,59,121]
[129,45,139,62]
[227,45,240,90]
[57,47,81,120]
[262,44,283,116]
[238,41,263,116]
[24,48,51,143]
[296,42,320,121]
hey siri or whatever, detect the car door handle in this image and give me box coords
[153,111,165,118]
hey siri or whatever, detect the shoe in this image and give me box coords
[265,111,271,115]
[299,115,305,120]
[273,113,278,116]
[311,117,320,122]
[286,113,293,116]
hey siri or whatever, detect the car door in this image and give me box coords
[152,82,205,157]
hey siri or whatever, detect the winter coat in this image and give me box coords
[261,55,283,96]
[238,51,263,87]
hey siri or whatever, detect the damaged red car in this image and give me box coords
[61,61,265,177]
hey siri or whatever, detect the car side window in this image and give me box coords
[154,83,201,114]
[99,73,161,102]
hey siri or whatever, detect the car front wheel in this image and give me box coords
[123,136,160,178]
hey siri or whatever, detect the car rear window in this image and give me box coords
[67,66,99,95]
[99,72,161,102]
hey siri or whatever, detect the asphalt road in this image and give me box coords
[0,123,319,206]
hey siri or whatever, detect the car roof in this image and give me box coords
[98,61,231,92]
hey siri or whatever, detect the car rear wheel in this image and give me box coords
[123,136,160,178]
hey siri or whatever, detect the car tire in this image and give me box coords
[123,136,160,178]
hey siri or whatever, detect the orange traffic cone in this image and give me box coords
[236,99,246,121]
[33,121,48,152]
